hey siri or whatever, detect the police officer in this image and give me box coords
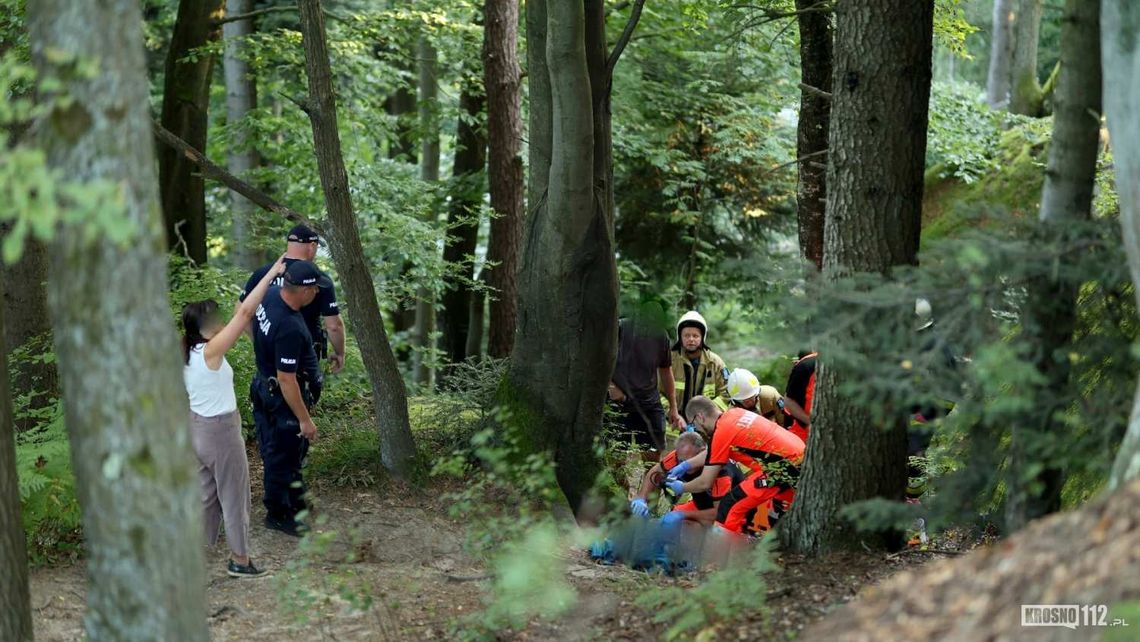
[242,224,345,373]
[251,260,329,536]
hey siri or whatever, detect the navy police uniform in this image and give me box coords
[250,260,328,527]
[241,225,339,360]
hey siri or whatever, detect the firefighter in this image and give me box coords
[726,368,811,429]
[666,311,731,413]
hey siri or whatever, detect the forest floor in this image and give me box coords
[28,447,962,641]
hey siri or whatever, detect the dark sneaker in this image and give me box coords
[264,515,303,537]
[227,559,269,578]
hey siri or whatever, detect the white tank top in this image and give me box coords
[183,344,238,417]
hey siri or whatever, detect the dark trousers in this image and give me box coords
[250,379,310,522]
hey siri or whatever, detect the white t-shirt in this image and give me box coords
[183,344,238,417]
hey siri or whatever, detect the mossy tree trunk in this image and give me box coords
[1008,0,1044,116]
[1007,0,1102,531]
[28,0,209,638]
[157,0,225,265]
[223,0,265,270]
[1103,0,1140,491]
[508,0,619,511]
[296,0,419,477]
[781,0,934,554]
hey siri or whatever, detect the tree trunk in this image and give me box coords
[986,0,1013,108]
[1007,0,1101,531]
[223,0,264,270]
[781,0,934,554]
[507,0,618,511]
[157,0,224,265]
[466,272,487,358]
[438,80,487,367]
[296,0,418,477]
[0,295,31,642]
[28,0,209,638]
[1008,0,1043,115]
[1,234,57,430]
[795,0,832,270]
[483,0,525,360]
[1103,0,1140,491]
[413,36,440,388]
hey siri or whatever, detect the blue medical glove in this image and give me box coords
[630,497,650,517]
[665,479,685,496]
[666,460,691,480]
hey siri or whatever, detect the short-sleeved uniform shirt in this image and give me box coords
[252,286,320,382]
[243,257,338,344]
[612,318,671,414]
[705,408,805,476]
[661,449,742,510]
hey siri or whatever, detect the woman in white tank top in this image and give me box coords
[181,255,285,578]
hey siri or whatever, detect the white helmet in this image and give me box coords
[676,310,709,341]
[727,368,761,401]
[915,298,934,331]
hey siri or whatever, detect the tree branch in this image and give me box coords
[606,0,647,74]
[799,82,833,100]
[151,121,320,231]
[213,5,296,26]
[761,149,829,176]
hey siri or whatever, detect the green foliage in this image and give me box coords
[637,536,778,641]
[13,402,82,566]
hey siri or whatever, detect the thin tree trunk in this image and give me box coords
[987,0,1013,108]
[467,271,487,359]
[484,0,525,359]
[438,80,487,367]
[413,36,440,387]
[795,0,832,270]
[1102,0,1140,491]
[507,0,619,510]
[1007,0,1102,531]
[296,0,418,477]
[28,0,209,637]
[1,234,57,430]
[0,292,32,642]
[1008,0,1043,115]
[223,0,263,270]
[781,0,934,554]
[384,20,418,348]
[158,0,225,265]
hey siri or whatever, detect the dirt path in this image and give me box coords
[29,474,946,641]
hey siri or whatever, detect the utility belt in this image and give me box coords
[254,372,322,409]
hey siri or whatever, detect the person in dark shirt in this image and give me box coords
[243,224,345,373]
[608,312,682,461]
[250,260,330,536]
[784,352,817,442]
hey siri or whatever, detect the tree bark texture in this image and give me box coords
[28,0,210,638]
[987,0,1013,108]
[1009,0,1044,115]
[413,35,440,387]
[0,295,32,642]
[1103,0,1140,491]
[508,0,618,511]
[223,0,264,270]
[484,0,525,359]
[781,0,934,554]
[296,0,418,477]
[1007,0,1102,531]
[158,0,225,265]
[795,0,832,270]
[439,80,487,366]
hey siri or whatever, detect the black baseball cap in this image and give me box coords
[287,224,320,244]
[283,260,333,289]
